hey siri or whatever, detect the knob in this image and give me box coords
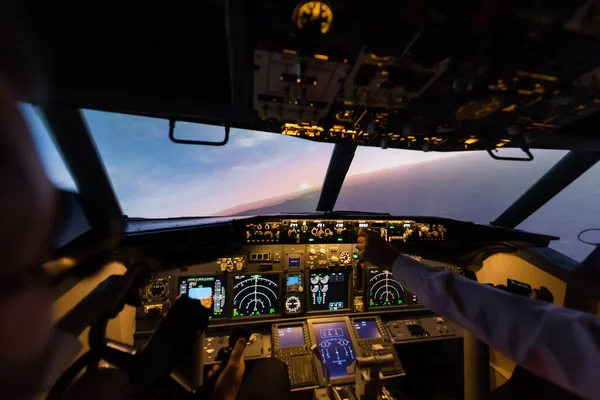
[309,247,317,255]
[319,247,327,255]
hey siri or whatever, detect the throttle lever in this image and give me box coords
[216,326,252,365]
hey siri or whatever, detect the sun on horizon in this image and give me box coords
[299,181,311,190]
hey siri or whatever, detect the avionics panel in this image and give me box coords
[245,219,448,244]
[351,317,405,378]
[307,269,350,312]
[272,323,318,389]
[178,275,226,317]
[366,268,407,309]
[232,273,281,317]
[307,317,360,385]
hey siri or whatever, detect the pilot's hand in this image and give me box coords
[357,228,399,269]
[212,338,247,400]
[201,296,213,309]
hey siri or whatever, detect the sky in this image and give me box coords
[22,105,455,217]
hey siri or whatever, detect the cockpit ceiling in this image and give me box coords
[14,1,600,152]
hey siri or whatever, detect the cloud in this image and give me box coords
[233,130,277,148]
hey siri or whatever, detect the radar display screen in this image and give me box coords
[232,274,280,317]
[312,321,356,379]
[353,319,381,340]
[286,273,303,293]
[178,275,226,317]
[367,269,406,308]
[308,270,348,311]
[277,326,305,348]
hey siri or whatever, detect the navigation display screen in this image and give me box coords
[232,274,280,317]
[178,275,226,317]
[353,319,381,339]
[277,326,305,348]
[367,268,406,308]
[308,270,348,311]
[311,321,356,379]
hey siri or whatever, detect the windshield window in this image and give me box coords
[335,147,568,223]
[518,162,599,262]
[20,104,77,191]
[83,110,334,217]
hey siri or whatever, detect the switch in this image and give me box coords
[372,344,385,351]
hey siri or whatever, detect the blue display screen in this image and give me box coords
[312,321,356,379]
[286,274,303,292]
[353,319,381,339]
[277,326,305,348]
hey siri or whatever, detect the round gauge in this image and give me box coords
[285,295,302,314]
[293,1,334,35]
[339,251,351,265]
[146,280,167,300]
[455,96,503,120]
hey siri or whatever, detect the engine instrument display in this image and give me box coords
[178,275,226,317]
[232,274,280,317]
[353,319,381,340]
[308,270,348,311]
[311,321,356,379]
[367,269,406,308]
[277,325,306,348]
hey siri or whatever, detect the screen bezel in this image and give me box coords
[229,272,283,319]
[305,268,351,315]
[364,267,408,311]
[177,274,227,318]
[306,316,361,386]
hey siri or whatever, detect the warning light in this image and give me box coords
[308,238,315,242]
[337,238,343,242]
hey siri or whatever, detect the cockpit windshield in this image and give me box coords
[24,106,599,261]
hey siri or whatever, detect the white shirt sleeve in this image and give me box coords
[391,255,600,400]
[40,329,83,392]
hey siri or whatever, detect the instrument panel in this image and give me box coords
[137,215,551,323]
[246,219,447,244]
[141,242,448,322]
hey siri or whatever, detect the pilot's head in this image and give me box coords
[0,12,59,398]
